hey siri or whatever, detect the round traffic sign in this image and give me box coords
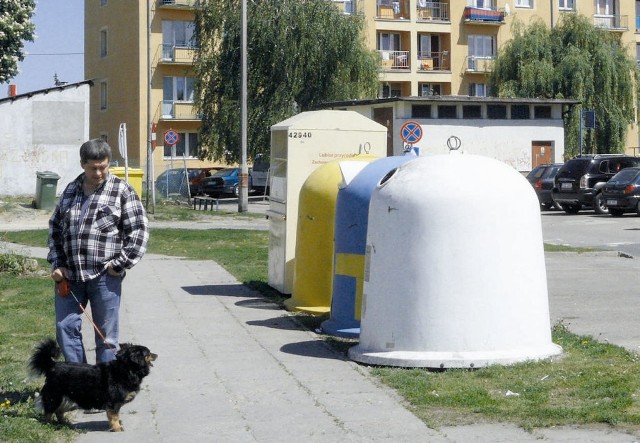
[164,129,180,146]
[400,121,423,144]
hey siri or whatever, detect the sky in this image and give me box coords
[2,0,85,98]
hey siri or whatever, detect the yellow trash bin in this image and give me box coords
[110,167,144,197]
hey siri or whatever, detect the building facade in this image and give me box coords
[85,0,640,183]
[0,81,91,196]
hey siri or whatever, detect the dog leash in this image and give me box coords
[56,278,119,358]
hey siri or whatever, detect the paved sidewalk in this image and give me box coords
[2,239,639,442]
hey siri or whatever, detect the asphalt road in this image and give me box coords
[541,209,640,257]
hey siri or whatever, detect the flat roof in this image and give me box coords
[318,96,581,109]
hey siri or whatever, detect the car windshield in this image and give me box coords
[609,168,640,183]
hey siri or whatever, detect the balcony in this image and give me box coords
[377,0,409,20]
[417,50,449,71]
[379,50,410,70]
[466,56,494,73]
[417,1,449,21]
[158,0,196,8]
[463,6,504,24]
[156,100,200,122]
[332,0,364,15]
[156,44,196,65]
[593,14,628,31]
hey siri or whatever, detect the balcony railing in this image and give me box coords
[466,55,495,72]
[417,50,449,71]
[156,100,200,121]
[417,1,449,21]
[158,0,196,8]
[377,0,410,19]
[157,44,196,65]
[379,50,410,70]
[463,6,504,23]
[593,14,628,30]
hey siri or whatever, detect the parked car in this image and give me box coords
[526,163,563,210]
[155,167,217,197]
[201,168,253,197]
[551,155,640,214]
[601,167,640,216]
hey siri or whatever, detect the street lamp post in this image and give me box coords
[238,0,249,212]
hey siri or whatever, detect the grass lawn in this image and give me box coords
[1,207,639,440]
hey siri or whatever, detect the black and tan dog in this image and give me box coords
[29,338,157,432]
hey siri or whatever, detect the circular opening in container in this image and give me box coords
[378,168,399,188]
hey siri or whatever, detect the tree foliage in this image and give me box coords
[489,14,638,157]
[193,0,379,163]
[0,0,35,84]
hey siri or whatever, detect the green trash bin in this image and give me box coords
[35,171,61,210]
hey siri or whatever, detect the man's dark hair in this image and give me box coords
[80,139,112,165]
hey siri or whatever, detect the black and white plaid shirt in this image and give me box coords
[48,172,149,282]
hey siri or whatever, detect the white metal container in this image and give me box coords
[349,153,562,368]
[268,110,387,294]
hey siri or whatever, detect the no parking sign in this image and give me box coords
[164,129,180,146]
[400,121,423,145]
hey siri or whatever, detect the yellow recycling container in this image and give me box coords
[110,167,144,197]
[285,154,377,315]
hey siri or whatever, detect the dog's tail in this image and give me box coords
[29,338,60,376]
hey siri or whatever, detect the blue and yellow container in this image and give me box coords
[321,155,417,337]
[285,155,378,314]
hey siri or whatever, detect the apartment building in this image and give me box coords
[344,0,638,151]
[85,0,640,179]
[85,0,219,184]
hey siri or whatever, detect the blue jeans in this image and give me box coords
[55,272,122,363]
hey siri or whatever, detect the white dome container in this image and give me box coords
[348,153,562,368]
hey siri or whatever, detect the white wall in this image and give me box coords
[0,84,90,197]
[401,120,565,171]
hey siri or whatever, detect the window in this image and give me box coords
[100,81,107,110]
[163,76,195,102]
[412,105,431,119]
[420,83,441,96]
[162,20,196,48]
[487,104,507,119]
[437,105,457,119]
[558,0,574,10]
[468,0,495,8]
[378,32,401,51]
[515,0,532,7]
[417,34,440,58]
[534,106,552,119]
[468,83,489,97]
[468,35,496,58]
[163,132,200,158]
[463,105,482,119]
[100,0,107,6]
[381,83,402,98]
[100,29,108,58]
[595,0,615,16]
[511,105,530,119]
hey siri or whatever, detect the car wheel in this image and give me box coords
[593,193,609,215]
[610,208,625,217]
[233,184,240,196]
[560,203,580,214]
[636,201,640,216]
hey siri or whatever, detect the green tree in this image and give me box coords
[0,0,35,84]
[489,14,638,158]
[193,0,379,163]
